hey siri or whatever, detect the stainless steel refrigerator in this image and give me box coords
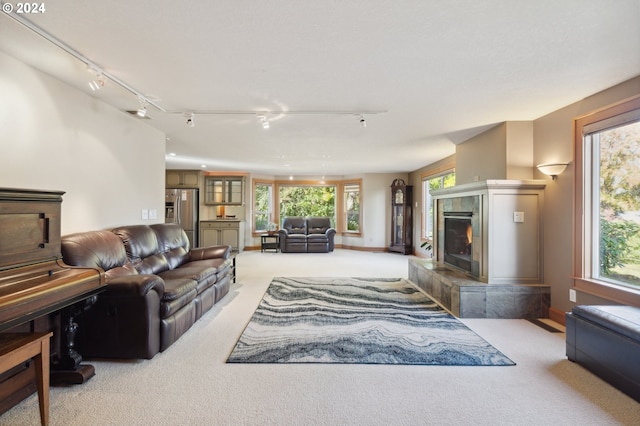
[165,188,199,248]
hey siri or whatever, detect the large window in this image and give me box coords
[252,179,361,236]
[278,185,336,227]
[422,171,455,240]
[575,96,640,304]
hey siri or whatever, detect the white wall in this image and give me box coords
[0,50,166,234]
[361,173,408,248]
[534,75,640,312]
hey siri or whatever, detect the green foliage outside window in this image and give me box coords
[345,185,360,232]
[279,186,336,227]
[597,121,640,287]
[254,184,271,231]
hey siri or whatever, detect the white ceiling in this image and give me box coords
[1,1,639,177]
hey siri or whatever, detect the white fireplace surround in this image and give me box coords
[432,180,546,285]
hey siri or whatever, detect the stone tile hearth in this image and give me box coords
[408,258,550,319]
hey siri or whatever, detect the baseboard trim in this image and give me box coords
[549,306,566,326]
[336,244,388,252]
[243,245,389,253]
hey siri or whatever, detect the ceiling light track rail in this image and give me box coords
[165,110,387,115]
[5,12,387,122]
[5,11,165,112]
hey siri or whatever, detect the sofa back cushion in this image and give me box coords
[282,217,307,234]
[61,230,139,280]
[307,217,331,234]
[150,223,190,269]
[112,225,169,275]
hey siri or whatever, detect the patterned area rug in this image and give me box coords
[227,277,515,365]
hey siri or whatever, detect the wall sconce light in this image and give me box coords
[537,162,569,180]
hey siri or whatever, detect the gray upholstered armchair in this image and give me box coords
[278,217,336,253]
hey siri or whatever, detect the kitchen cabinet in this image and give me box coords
[204,176,244,205]
[166,170,202,188]
[200,220,244,252]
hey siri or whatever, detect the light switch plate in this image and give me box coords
[513,211,524,223]
[149,209,157,220]
[141,209,149,220]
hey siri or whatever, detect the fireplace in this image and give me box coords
[432,179,546,284]
[443,212,473,272]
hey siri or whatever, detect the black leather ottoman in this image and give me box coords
[566,305,640,402]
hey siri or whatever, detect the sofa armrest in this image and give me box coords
[107,274,165,299]
[190,245,231,261]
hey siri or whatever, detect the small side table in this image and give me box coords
[261,234,279,252]
[0,332,53,426]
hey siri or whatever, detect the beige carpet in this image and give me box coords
[2,249,639,425]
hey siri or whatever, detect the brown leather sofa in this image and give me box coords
[61,223,233,359]
[278,217,336,253]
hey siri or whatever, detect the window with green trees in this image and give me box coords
[588,119,640,288]
[344,183,360,232]
[254,182,273,232]
[279,185,336,227]
[422,171,455,240]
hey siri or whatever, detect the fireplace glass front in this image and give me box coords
[444,213,472,272]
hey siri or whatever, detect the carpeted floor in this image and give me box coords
[228,277,514,365]
[2,250,639,425]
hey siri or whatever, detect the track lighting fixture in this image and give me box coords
[261,116,270,129]
[359,114,367,128]
[185,112,195,127]
[87,65,104,91]
[136,97,148,118]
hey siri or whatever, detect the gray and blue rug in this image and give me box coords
[227,277,515,366]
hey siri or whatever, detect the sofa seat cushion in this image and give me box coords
[159,278,197,318]
[158,264,218,288]
[307,234,329,243]
[183,258,231,274]
[571,305,640,342]
[286,234,307,242]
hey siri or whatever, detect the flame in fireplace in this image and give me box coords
[466,223,472,246]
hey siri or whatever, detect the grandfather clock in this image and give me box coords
[389,178,413,254]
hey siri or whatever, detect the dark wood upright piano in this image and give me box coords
[0,188,105,415]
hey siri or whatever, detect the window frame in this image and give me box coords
[252,178,362,237]
[573,95,640,305]
[340,180,362,236]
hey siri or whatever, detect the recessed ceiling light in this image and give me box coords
[201,164,206,168]
[169,152,176,156]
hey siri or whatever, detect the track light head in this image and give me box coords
[136,97,148,118]
[359,114,366,128]
[87,65,104,91]
[185,112,195,127]
[260,116,270,129]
